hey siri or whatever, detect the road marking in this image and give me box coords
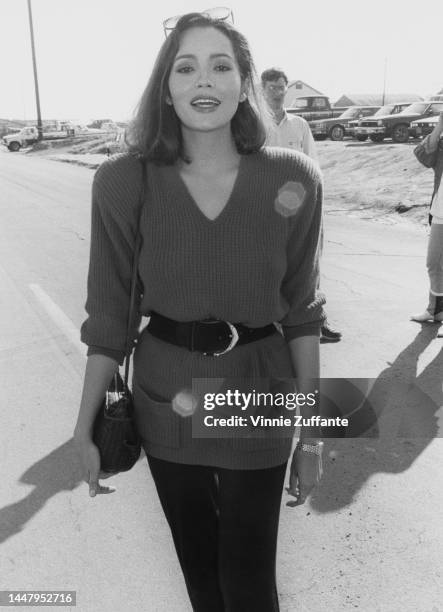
[29,283,86,356]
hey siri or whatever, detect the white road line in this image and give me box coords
[29,283,86,356]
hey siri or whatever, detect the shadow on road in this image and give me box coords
[0,439,144,545]
[0,440,82,544]
[311,325,443,512]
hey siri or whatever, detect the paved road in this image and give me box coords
[0,149,442,612]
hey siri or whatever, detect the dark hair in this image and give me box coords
[261,68,288,87]
[126,13,267,164]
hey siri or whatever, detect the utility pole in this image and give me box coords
[381,57,387,106]
[27,0,43,140]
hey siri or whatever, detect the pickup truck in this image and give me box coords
[309,106,380,141]
[353,101,443,143]
[286,95,348,124]
[2,125,75,152]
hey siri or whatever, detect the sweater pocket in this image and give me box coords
[134,386,182,448]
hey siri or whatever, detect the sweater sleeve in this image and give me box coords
[279,160,326,341]
[80,155,143,365]
[414,134,439,169]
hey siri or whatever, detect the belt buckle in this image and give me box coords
[203,320,239,357]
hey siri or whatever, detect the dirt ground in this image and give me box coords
[318,139,434,227]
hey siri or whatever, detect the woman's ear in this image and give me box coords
[239,78,250,103]
[165,94,173,106]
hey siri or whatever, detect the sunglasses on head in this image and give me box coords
[163,6,234,37]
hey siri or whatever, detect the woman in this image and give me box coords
[74,11,325,611]
[411,111,443,324]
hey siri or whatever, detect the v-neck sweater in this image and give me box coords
[81,146,325,469]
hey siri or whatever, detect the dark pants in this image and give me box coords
[147,455,287,612]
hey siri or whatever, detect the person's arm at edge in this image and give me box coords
[428,111,443,149]
[414,111,443,167]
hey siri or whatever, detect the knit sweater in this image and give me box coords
[81,147,325,469]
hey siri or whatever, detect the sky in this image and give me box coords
[0,0,442,122]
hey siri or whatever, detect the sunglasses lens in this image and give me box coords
[203,7,232,21]
[163,14,181,32]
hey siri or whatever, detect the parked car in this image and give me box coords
[2,124,75,151]
[286,95,348,123]
[355,101,443,143]
[409,115,439,138]
[309,106,380,141]
[350,103,413,141]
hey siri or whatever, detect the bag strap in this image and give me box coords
[123,156,147,386]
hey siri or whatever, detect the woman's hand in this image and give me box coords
[73,431,117,497]
[286,443,323,506]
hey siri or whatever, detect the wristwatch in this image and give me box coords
[296,441,324,456]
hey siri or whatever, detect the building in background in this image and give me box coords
[284,80,324,107]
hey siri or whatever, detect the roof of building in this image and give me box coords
[287,80,324,95]
[333,93,423,107]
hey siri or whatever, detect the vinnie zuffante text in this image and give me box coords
[202,389,348,428]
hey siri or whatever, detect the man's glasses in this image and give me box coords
[266,85,287,93]
[163,6,234,37]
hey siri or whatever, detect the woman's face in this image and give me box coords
[168,26,244,135]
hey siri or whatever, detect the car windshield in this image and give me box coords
[400,103,427,114]
[339,108,362,119]
[372,105,393,116]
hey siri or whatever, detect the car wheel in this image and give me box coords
[8,141,21,152]
[369,135,384,143]
[392,124,409,143]
[356,135,368,142]
[330,125,345,141]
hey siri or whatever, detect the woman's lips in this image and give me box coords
[190,96,221,109]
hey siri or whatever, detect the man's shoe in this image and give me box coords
[320,322,342,343]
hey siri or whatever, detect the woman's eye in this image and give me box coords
[215,64,231,72]
[176,65,193,74]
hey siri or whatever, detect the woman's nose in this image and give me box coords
[196,70,213,87]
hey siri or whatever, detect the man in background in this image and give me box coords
[262,68,342,343]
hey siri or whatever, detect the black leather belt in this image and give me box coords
[147,311,277,356]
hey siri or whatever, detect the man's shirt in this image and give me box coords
[266,111,318,161]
